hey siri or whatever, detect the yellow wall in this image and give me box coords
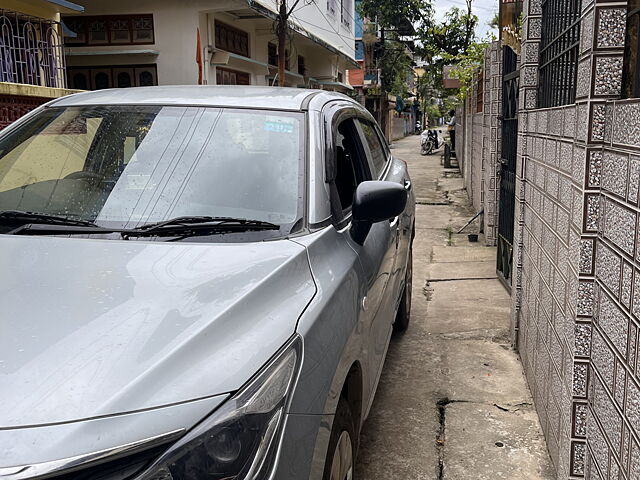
[0,82,81,99]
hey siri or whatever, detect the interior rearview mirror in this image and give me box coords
[350,181,407,245]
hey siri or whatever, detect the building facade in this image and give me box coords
[0,0,84,128]
[62,0,357,91]
[458,0,640,478]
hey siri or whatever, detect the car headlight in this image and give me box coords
[137,335,302,480]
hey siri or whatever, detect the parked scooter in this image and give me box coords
[420,129,444,155]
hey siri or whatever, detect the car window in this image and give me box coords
[334,118,371,213]
[358,119,388,178]
[0,111,102,192]
[373,122,391,156]
[0,106,303,231]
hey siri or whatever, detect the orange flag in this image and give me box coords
[196,28,203,85]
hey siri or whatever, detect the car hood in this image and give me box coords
[0,235,316,429]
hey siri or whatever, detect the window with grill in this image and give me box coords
[623,0,640,98]
[0,9,67,88]
[267,43,289,69]
[216,67,250,85]
[63,14,154,46]
[341,0,352,29]
[215,21,249,57]
[327,0,337,17]
[538,0,581,107]
[67,65,158,90]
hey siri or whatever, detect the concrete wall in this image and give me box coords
[513,0,640,478]
[456,41,502,246]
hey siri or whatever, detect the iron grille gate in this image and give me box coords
[497,46,519,288]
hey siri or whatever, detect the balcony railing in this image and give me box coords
[0,9,67,89]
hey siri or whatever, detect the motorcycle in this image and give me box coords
[420,129,444,155]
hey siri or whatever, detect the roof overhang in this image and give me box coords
[209,50,271,76]
[23,0,84,14]
[313,79,354,91]
[245,0,359,69]
[65,49,159,57]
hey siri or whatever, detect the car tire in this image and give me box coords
[393,247,413,333]
[322,396,357,480]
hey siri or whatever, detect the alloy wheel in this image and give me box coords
[330,431,354,480]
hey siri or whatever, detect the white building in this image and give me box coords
[62,0,357,91]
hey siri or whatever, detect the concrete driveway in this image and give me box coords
[354,135,554,480]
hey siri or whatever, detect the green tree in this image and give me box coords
[359,0,432,33]
[419,2,497,105]
[489,12,499,30]
[421,7,478,64]
[378,40,414,95]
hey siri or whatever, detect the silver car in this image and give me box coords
[0,86,415,480]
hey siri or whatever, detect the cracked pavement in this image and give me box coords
[354,135,554,480]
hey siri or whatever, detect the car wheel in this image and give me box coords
[323,397,356,480]
[393,247,413,333]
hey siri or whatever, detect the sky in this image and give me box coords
[433,0,499,39]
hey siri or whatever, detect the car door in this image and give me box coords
[359,119,413,303]
[354,119,400,365]
[324,107,395,405]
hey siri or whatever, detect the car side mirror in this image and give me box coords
[350,181,407,245]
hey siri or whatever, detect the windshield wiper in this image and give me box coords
[123,216,280,238]
[0,210,99,228]
[8,216,280,238]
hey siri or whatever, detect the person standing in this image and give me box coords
[447,109,457,152]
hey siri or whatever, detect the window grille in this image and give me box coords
[67,65,158,90]
[214,21,249,58]
[538,0,581,107]
[341,0,352,29]
[327,0,337,17]
[623,1,640,98]
[0,9,67,88]
[62,14,154,46]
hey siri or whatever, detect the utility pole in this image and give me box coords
[276,0,304,87]
[464,0,473,52]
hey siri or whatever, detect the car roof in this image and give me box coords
[51,85,354,111]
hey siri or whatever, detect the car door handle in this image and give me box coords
[404,180,412,191]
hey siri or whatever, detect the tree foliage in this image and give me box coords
[358,0,432,32]
[419,3,496,104]
[379,42,414,96]
[421,7,478,60]
[357,0,496,115]
[445,38,492,101]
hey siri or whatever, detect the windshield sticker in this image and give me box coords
[264,120,294,134]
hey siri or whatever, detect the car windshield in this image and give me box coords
[0,105,303,235]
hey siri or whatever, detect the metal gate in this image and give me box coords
[497,46,519,288]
